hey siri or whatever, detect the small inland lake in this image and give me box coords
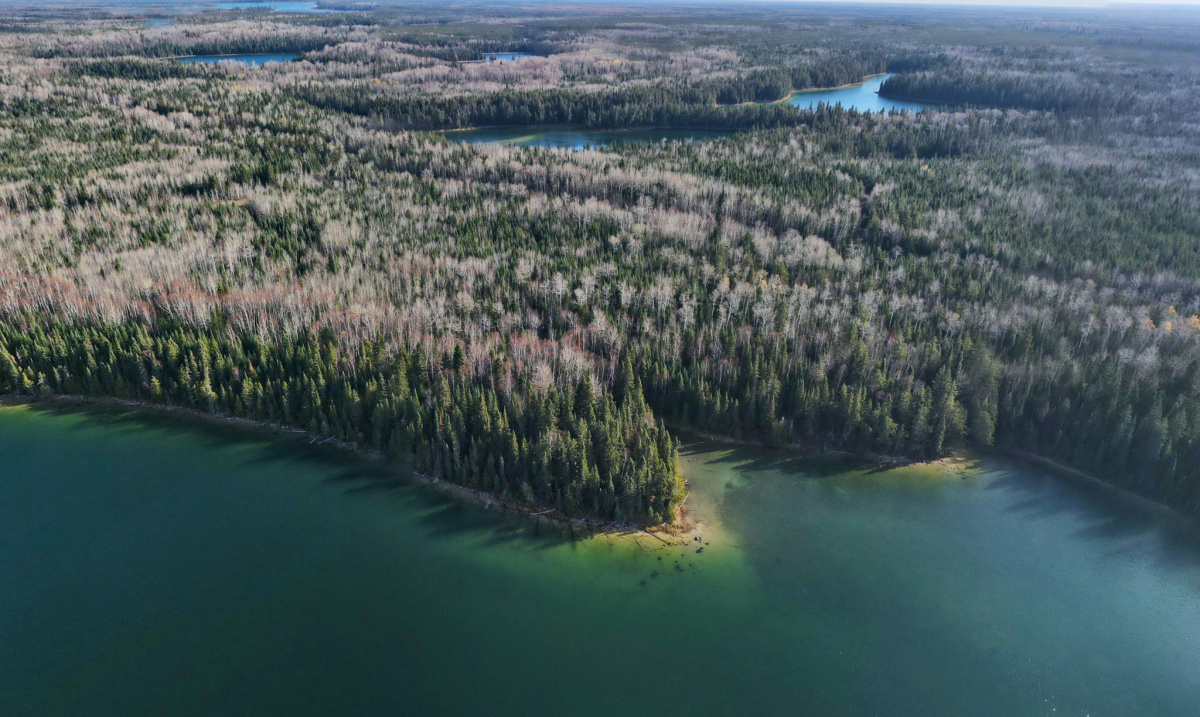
[176,53,296,65]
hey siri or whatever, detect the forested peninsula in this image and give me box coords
[3,4,1200,523]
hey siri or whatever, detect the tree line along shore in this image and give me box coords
[3,4,1200,521]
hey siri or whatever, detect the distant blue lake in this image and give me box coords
[444,127,736,150]
[484,53,534,63]
[177,53,296,65]
[214,2,338,12]
[788,73,936,113]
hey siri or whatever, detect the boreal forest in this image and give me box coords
[2,1,1200,524]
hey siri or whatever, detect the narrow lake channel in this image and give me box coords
[442,74,936,149]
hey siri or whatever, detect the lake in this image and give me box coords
[214,2,337,12]
[483,53,534,63]
[444,127,736,150]
[3,402,1200,716]
[176,53,296,65]
[789,73,937,113]
[442,74,939,148]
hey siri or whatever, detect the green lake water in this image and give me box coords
[3,402,1200,716]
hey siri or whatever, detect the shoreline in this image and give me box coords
[1000,448,1196,524]
[406,74,930,138]
[163,52,298,61]
[427,74,900,137]
[874,90,955,107]
[670,423,916,469]
[777,72,889,105]
[0,393,702,545]
[435,123,742,136]
[673,420,1198,525]
[7,394,1186,541]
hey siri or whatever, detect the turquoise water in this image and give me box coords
[444,127,736,150]
[176,53,295,65]
[2,402,1200,716]
[789,73,937,113]
[484,53,534,62]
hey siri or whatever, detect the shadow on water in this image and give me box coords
[19,399,574,552]
[679,436,868,478]
[682,431,1200,585]
[982,456,1200,575]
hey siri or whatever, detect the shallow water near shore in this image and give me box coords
[3,402,1200,716]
